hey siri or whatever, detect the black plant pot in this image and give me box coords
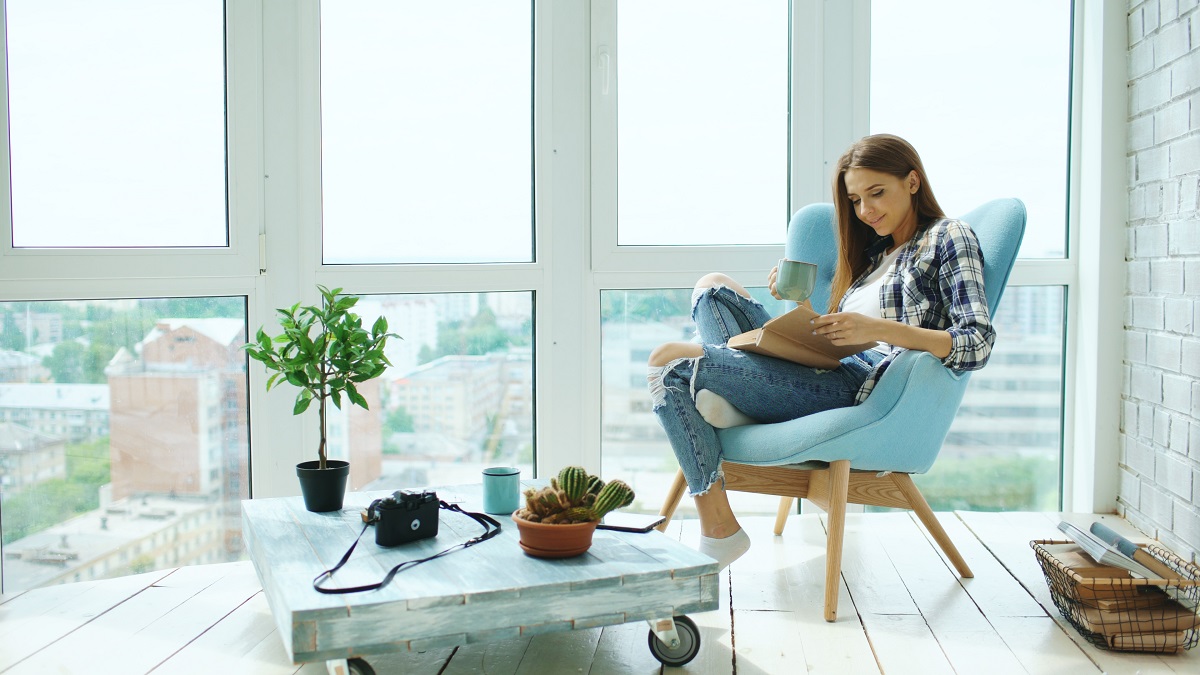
[296,460,350,512]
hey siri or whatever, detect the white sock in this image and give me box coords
[695,390,756,429]
[698,529,751,570]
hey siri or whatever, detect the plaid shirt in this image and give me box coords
[842,217,994,404]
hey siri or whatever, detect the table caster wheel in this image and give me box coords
[347,657,376,675]
[647,615,700,666]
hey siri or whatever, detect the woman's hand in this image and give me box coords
[809,312,883,346]
[768,265,782,300]
[811,312,954,358]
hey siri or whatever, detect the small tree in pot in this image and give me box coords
[244,285,399,512]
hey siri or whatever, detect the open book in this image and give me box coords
[727,304,874,369]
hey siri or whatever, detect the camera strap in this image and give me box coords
[312,500,502,594]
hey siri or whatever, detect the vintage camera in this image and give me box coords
[367,489,440,547]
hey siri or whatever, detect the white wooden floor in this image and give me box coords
[1,511,1197,674]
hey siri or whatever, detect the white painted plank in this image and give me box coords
[5,563,257,675]
[439,637,532,675]
[927,512,1048,618]
[589,621,664,675]
[830,513,921,616]
[867,512,1026,675]
[151,589,304,675]
[988,616,1102,675]
[758,514,880,674]
[0,567,176,671]
[729,610,809,675]
[513,628,601,675]
[860,613,953,675]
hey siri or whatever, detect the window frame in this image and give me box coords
[0,0,262,281]
[0,0,1127,594]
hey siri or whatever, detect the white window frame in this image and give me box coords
[0,0,1126,525]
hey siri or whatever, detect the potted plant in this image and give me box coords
[244,285,399,512]
[512,466,635,558]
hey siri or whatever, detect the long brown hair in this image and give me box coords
[828,134,945,312]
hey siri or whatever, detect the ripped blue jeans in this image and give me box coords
[648,286,881,496]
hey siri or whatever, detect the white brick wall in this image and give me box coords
[1123,0,1200,562]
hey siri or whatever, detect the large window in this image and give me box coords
[0,298,249,592]
[319,1,533,264]
[597,0,1076,515]
[0,1,1102,593]
[870,0,1072,259]
[615,1,789,246]
[351,293,534,491]
[870,0,1074,507]
[5,0,227,247]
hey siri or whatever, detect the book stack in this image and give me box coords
[1031,522,1200,654]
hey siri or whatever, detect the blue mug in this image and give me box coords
[482,466,521,515]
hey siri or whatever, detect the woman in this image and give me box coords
[646,134,994,569]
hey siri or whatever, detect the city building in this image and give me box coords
[0,349,46,383]
[0,383,109,442]
[1,490,223,591]
[0,422,66,494]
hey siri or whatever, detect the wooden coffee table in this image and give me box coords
[242,483,718,674]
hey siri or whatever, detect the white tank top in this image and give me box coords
[840,246,903,352]
[841,246,904,319]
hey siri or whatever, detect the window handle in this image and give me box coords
[598,46,610,96]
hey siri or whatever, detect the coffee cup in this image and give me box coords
[482,466,521,515]
[776,259,818,302]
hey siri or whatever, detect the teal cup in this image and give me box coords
[776,259,818,302]
[482,466,521,515]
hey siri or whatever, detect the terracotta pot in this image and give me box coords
[511,512,599,558]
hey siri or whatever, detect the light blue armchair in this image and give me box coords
[658,199,1027,622]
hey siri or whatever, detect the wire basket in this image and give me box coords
[1032,540,1200,654]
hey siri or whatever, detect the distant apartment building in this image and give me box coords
[107,318,383,500]
[0,383,109,442]
[387,355,506,452]
[0,349,47,383]
[323,377,384,491]
[24,312,64,346]
[106,319,249,501]
[0,422,66,494]
[1,491,223,592]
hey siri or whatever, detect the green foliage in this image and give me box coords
[66,437,111,484]
[381,406,415,454]
[600,289,692,324]
[420,307,526,365]
[41,341,117,384]
[0,312,25,351]
[0,438,111,545]
[243,286,400,468]
[910,455,1060,512]
[0,479,99,544]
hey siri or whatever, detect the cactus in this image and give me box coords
[586,475,604,496]
[558,466,588,503]
[591,480,635,519]
[513,468,635,525]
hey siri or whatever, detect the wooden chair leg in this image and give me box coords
[891,473,974,579]
[773,497,793,535]
[656,469,688,532]
[823,460,851,622]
